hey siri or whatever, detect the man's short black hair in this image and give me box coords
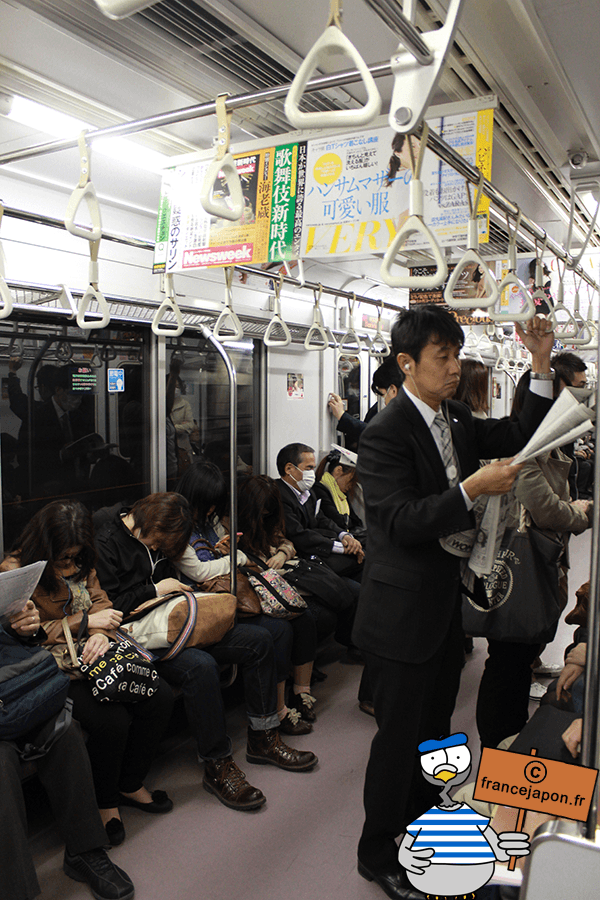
[391,305,464,363]
[551,351,587,386]
[372,355,404,394]
[276,442,314,477]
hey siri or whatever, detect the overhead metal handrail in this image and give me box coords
[304,285,330,350]
[0,204,14,320]
[444,174,499,310]
[566,166,600,269]
[387,0,464,133]
[263,274,292,347]
[489,210,536,322]
[381,125,447,289]
[200,93,244,223]
[152,272,185,336]
[362,0,433,65]
[285,0,381,129]
[213,266,244,342]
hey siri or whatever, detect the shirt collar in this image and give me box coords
[283,478,311,505]
[402,386,438,430]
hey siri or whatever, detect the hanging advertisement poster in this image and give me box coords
[153,141,307,273]
[301,108,493,261]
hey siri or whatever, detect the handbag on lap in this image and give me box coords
[241,561,307,620]
[192,536,262,617]
[124,590,237,659]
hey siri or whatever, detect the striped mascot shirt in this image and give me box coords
[406,804,496,865]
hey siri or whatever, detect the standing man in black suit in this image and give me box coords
[353,305,555,900]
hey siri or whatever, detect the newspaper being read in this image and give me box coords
[441,387,595,577]
[0,560,47,625]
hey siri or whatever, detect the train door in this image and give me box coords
[0,315,150,551]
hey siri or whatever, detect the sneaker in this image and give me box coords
[246,726,318,771]
[530,681,548,701]
[202,755,266,811]
[532,662,563,677]
[63,848,134,900]
[278,708,313,735]
[288,691,317,722]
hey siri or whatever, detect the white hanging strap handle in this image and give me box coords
[304,285,329,351]
[489,209,535,323]
[549,258,578,340]
[77,238,111,330]
[152,273,185,337]
[389,0,464,134]
[444,174,498,309]
[338,293,363,353]
[65,132,103,242]
[284,0,381,129]
[264,274,292,347]
[529,233,551,312]
[381,126,447,289]
[567,272,593,346]
[369,301,391,357]
[55,285,78,317]
[0,203,14,320]
[213,267,245,342]
[200,94,244,223]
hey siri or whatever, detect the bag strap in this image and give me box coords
[155,591,198,661]
[242,551,268,571]
[61,617,82,668]
[15,697,74,762]
[190,536,219,558]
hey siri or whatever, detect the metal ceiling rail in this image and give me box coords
[3,205,154,251]
[0,61,394,166]
[363,0,433,65]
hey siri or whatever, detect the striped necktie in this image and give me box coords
[432,411,459,487]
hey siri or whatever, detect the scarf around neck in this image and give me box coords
[321,471,350,517]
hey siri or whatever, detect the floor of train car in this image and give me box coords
[26,530,592,900]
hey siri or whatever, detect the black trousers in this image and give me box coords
[476,639,542,749]
[358,598,465,872]
[0,718,107,900]
[69,675,174,808]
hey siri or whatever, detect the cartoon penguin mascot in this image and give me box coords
[398,733,529,899]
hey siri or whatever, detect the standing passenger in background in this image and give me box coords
[551,351,591,500]
[353,305,554,900]
[455,357,489,419]
[327,354,404,446]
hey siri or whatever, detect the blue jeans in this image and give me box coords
[157,622,280,760]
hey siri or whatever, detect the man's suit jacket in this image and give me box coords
[275,478,341,559]
[352,387,553,665]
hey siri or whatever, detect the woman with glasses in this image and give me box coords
[0,500,175,848]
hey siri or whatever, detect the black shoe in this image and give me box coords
[288,691,317,722]
[64,848,134,900]
[104,818,125,847]
[278,709,313,735]
[357,860,426,900]
[119,789,173,813]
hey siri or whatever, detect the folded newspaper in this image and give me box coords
[0,560,47,625]
[441,387,595,577]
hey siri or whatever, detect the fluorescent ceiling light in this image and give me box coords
[6,96,169,173]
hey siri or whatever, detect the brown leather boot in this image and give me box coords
[203,755,266,810]
[246,727,318,771]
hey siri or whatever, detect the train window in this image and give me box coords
[0,320,150,552]
[165,334,256,484]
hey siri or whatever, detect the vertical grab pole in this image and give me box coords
[198,325,238,595]
[582,317,600,839]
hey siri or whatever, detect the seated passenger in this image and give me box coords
[0,500,175,848]
[313,446,366,544]
[93,492,317,813]
[1,597,134,900]
[176,461,317,735]
[237,473,319,725]
[275,442,364,580]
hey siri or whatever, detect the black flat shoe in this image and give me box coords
[119,789,173,813]
[105,817,126,847]
[357,860,426,900]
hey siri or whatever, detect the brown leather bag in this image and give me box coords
[192,537,262,617]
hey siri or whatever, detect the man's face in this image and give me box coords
[285,451,316,481]
[399,337,461,410]
[571,371,587,389]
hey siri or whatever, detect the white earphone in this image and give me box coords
[404,364,410,370]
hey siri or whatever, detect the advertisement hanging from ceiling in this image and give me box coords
[300,108,493,260]
[153,141,307,273]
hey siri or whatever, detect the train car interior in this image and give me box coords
[0,1,599,898]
